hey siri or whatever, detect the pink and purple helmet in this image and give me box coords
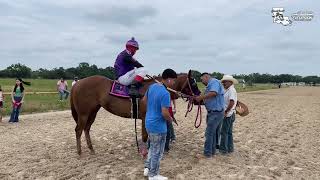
[126,37,139,49]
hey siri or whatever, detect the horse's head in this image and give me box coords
[172,70,201,100]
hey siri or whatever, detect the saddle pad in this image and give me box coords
[109,81,130,98]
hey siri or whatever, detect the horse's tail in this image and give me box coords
[70,91,78,124]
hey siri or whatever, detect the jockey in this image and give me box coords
[114,37,147,87]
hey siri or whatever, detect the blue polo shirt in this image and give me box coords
[204,78,225,111]
[145,83,171,133]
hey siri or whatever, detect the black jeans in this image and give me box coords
[164,121,173,152]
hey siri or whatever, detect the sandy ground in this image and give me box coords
[0,87,320,180]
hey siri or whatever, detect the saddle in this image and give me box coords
[109,81,143,99]
[109,81,143,119]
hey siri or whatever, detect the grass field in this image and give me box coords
[0,78,277,117]
[0,94,70,116]
[0,78,70,117]
[0,78,64,92]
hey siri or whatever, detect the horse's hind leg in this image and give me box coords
[85,107,99,154]
[75,115,87,155]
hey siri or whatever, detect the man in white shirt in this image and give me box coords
[72,77,79,87]
[220,75,238,154]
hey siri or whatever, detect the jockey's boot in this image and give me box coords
[129,83,142,98]
[129,75,144,98]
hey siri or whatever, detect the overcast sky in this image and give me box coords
[0,0,319,76]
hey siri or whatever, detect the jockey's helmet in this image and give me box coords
[126,37,139,50]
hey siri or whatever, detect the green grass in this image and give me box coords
[0,78,71,92]
[0,93,70,117]
[0,78,70,117]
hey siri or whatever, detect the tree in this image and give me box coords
[0,63,32,78]
[303,76,319,84]
[211,72,223,80]
[191,70,201,82]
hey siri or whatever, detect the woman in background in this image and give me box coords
[9,78,30,123]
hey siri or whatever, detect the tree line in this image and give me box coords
[0,63,116,80]
[192,71,320,85]
[0,63,319,84]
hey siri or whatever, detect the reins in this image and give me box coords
[183,78,202,128]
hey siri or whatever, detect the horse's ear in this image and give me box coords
[188,70,192,78]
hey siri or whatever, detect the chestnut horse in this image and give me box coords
[70,70,200,155]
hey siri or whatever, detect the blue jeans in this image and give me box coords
[59,90,69,100]
[144,133,166,177]
[220,113,235,153]
[9,96,22,123]
[204,111,224,156]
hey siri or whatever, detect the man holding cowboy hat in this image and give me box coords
[220,75,238,154]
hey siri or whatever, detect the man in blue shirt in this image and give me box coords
[143,69,177,180]
[195,72,225,158]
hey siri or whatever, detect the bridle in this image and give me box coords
[180,76,202,128]
[145,74,203,128]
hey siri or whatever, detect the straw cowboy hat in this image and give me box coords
[221,75,238,84]
[236,101,249,117]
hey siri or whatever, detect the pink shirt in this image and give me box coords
[57,80,68,91]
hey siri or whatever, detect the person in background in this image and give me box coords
[164,99,177,153]
[57,78,69,101]
[9,78,31,123]
[242,79,246,89]
[72,77,79,87]
[0,85,4,122]
[143,69,177,180]
[169,99,177,142]
[195,73,225,158]
[220,75,238,154]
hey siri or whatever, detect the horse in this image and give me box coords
[70,70,201,155]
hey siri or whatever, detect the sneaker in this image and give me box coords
[143,168,149,177]
[148,175,168,180]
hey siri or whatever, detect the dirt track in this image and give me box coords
[0,87,320,180]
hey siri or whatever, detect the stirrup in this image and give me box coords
[129,84,142,98]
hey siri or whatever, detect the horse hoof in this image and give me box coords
[90,150,96,155]
[77,151,82,156]
[140,147,148,158]
[78,153,86,159]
